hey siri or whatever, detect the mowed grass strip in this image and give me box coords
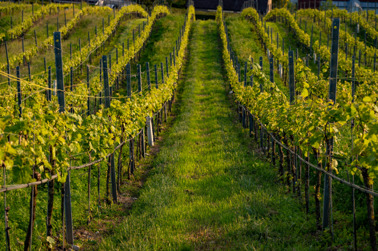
[99,20,318,250]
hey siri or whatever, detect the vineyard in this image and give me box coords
[0,1,377,250]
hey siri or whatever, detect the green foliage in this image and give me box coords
[0,4,172,185]
[233,8,377,178]
[0,3,74,43]
[0,5,112,71]
[0,6,192,249]
[222,6,377,247]
[265,8,378,98]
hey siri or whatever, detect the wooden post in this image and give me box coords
[161,62,164,84]
[99,59,102,82]
[70,42,73,60]
[87,66,90,116]
[146,62,151,91]
[244,62,247,87]
[141,129,146,158]
[116,47,118,64]
[238,62,241,82]
[54,32,65,113]
[27,62,31,81]
[70,67,73,92]
[102,55,117,203]
[155,64,158,88]
[173,47,176,66]
[133,29,135,48]
[323,18,339,231]
[288,51,295,103]
[54,32,74,246]
[110,153,117,203]
[126,63,131,97]
[16,67,21,117]
[137,64,142,93]
[47,66,52,101]
[269,57,274,83]
[166,57,169,77]
[102,56,110,108]
[146,116,154,146]
[63,171,74,246]
[129,139,135,175]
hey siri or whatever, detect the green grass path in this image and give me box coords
[99,20,318,250]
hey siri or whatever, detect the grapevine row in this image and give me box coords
[0,2,32,13]
[328,8,378,42]
[0,5,112,71]
[219,6,377,249]
[0,6,194,249]
[262,8,378,99]
[0,4,155,120]
[296,8,377,70]
[241,7,377,182]
[0,3,73,43]
[0,4,192,186]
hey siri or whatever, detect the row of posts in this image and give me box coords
[224,11,351,244]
